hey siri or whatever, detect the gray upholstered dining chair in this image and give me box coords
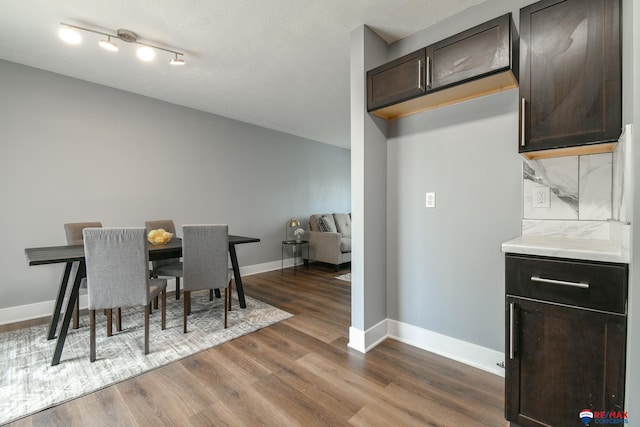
[82,227,167,362]
[64,222,102,330]
[145,219,183,300]
[182,224,234,332]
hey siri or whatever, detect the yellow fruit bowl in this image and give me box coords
[147,229,173,245]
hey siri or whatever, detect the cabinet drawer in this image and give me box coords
[505,254,627,314]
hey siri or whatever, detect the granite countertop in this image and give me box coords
[501,234,629,264]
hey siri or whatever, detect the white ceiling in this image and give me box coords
[0,0,486,149]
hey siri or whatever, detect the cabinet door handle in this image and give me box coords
[417,60,423,90]
[426,56,431,88]
[509,302,516,360]
[520,97,526,147]
[531,276,590,289]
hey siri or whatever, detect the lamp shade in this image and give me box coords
[288,219,300,228]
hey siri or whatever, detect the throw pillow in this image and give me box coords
[319,214,338,233]
[333,213,351,237]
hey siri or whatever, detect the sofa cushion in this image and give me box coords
[318,214,337,232]
[340,237,351,252]
[333,213,351,237]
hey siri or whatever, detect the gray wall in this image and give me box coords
[0,59,350,311]
[349,26,389,335]
[383,0,530,352]
[387,90,522,351]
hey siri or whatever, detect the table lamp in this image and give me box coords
[285,218,300,240]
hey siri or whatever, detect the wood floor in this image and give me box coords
[7,265,507,426]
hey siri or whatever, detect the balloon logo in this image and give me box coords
[580,409,594,426]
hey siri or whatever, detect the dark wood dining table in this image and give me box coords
[24,234,260,366]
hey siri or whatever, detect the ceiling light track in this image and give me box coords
[59,22,185,65]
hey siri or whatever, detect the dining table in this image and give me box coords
[24,234,260,366]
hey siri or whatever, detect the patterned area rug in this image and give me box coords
[0,293,291,425]
[336,273,351,282]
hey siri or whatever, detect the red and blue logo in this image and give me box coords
[581,410,594,425]
[580,409,629,425]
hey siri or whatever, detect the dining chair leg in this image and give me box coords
[106,309,113,337]
[187,291,192,315]
[175,277,181,300]
[224,287,228,329]
[214,289,221,299]
[209,289,214,301]
[161,289,166,330]
[73,297,80,329]
[183,290,190,333]
[153,295,159,310]
[90,310,96,362]
[144,304,150,355]
[116,308,122,332]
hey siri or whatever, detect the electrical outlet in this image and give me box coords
[426,192,436,208]
[532,186,550,208]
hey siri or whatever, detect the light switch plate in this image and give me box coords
[532,186,550,208]
[426,192,436,208]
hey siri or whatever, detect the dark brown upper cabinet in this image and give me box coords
[519,0,622,159]
[427,13,517,92]
[367,49,426,112]
[367,13,518,120]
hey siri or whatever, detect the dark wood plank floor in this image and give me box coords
[7,264,507,426]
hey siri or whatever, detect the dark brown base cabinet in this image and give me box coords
[519,0,622,159]
[505,254,627,426]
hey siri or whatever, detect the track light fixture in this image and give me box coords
[59,23,186,65]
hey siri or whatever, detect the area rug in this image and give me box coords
[0,293,292,425]
[336,273,351,282]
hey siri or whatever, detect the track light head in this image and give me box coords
[99,36,118,52]
[59,26,82,45]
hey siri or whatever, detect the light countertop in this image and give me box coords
[501,234,629,264]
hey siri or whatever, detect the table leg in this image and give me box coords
[52,261,85,366]
[229,243,246,309]
[47,262,73,340]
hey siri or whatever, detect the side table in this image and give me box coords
[281,240,309,273]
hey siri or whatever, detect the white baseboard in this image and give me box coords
[0,260,296,325]
[349,319,505,377]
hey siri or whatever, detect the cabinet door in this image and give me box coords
[519,0,621,154]
[505,298,626,426]
[367,49,426,111]
[427,13,515,91]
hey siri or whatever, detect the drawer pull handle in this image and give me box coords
[531,276,589,289]
[426,56,431,88]
[509,303,515,360]
[417,60,423,90]
[521,98,526,147]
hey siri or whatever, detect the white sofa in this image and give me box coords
[304,213,351,270]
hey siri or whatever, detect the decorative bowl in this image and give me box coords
[147,229,173,245]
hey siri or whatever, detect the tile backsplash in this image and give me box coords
[523,154,611,221]
[520,125,631,239]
